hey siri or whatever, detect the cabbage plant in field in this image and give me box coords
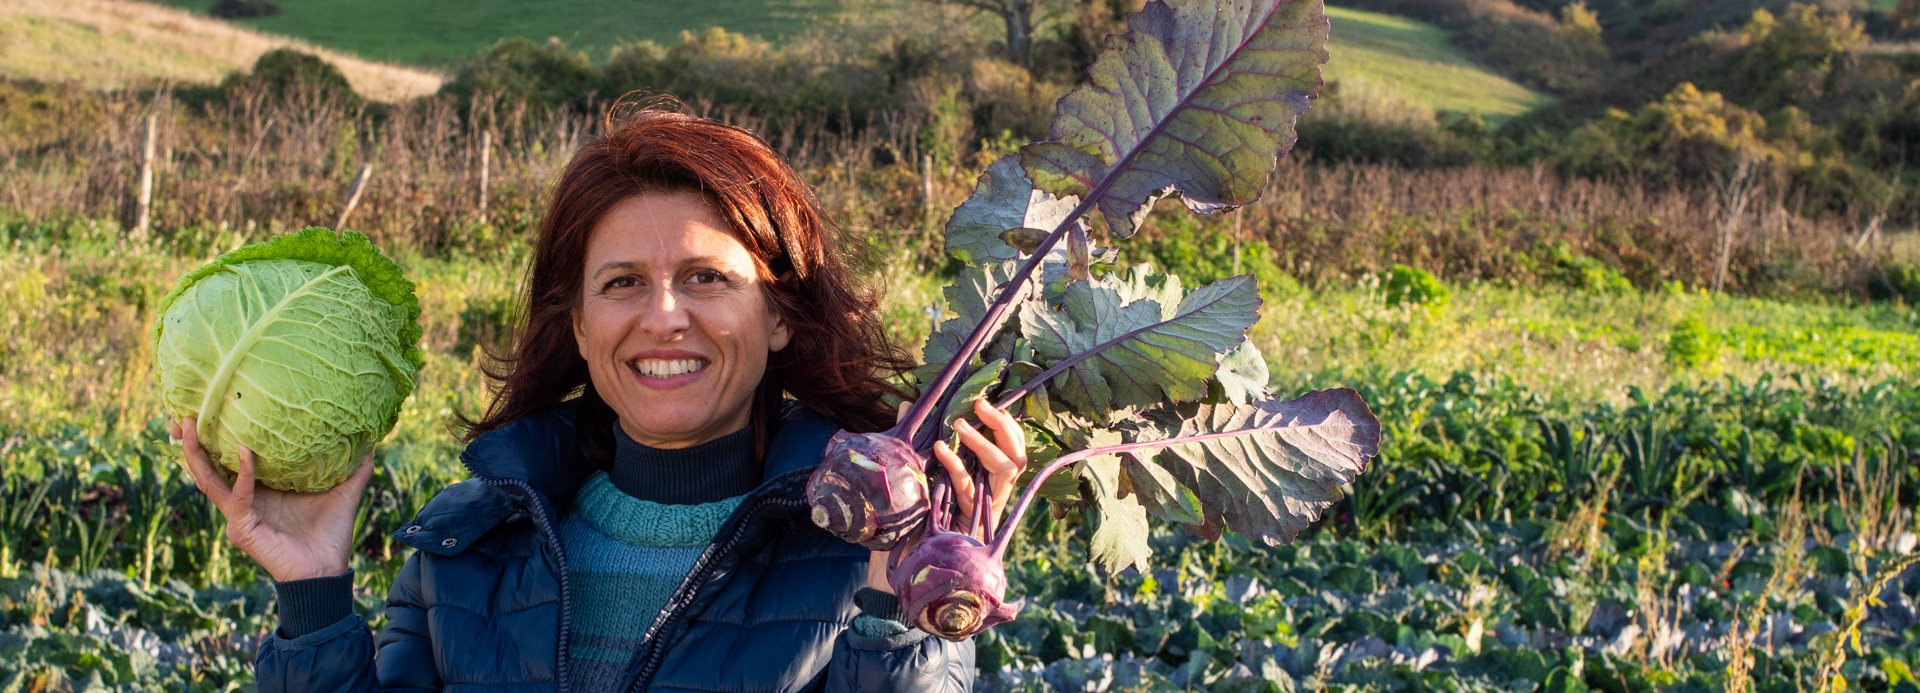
[805,0,1383,641]
[152,227,423,492]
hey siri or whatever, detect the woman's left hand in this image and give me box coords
[867,399,1028,592]
[930,398,1030,540]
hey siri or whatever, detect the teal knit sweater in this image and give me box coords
[561,471,742,689]
[557,426,910,690]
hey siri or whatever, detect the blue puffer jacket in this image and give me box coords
[253,401,975,692]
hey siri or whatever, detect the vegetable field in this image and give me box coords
[1,213,1915,690]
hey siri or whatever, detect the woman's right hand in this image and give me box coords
[172,417,375,583]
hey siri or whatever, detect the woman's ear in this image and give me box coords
[766,271,795,353]
[573,309,590,360]
[768,314,793,353]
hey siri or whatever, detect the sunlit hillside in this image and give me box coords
[0,0,440,101]
[1324,5,1550,119]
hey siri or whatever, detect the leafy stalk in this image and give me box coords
[892,196,1093,442]
[902,0,1326,445]
[989,388,1379,560]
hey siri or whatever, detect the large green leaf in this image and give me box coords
[915,263,1028,388]
[1213,341,1270,404]
[1018,272,1261,418]
[1121,388,1378,545]
[945,155,1081,266]
[1022,0,1328,237]
[1082,454,1153,573]
[941,359,1009,430]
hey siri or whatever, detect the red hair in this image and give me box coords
[463,106,909,465]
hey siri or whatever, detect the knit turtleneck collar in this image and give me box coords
[608,424,758,505]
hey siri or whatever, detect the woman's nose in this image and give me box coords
[640,285,691,337]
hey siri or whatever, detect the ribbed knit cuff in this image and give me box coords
[274,571,355,639]
[854,588,910,627]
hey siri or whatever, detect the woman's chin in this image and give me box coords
[615,401,742,447]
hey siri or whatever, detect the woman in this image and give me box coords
[173,108,1026,691]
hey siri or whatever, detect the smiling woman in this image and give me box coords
[176,107,1014,692]
[573,193,796,450]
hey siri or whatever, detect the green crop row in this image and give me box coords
[1,364,1914,691]
[1,216,1915,691]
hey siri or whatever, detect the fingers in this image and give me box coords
[230,445,257,510]
[972,399,1028,473]
[177,418,234,507]
[932,440,977,517]
[951,419,1009,472]
[896,400,912,424]
[963,400,1030,523]
[332,454,377,503]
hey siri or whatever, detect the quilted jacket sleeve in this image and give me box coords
[824,623,975,692]
[253,554,437,693]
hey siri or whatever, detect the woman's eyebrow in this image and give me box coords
[592,260,642,278]
[677,255,738,270]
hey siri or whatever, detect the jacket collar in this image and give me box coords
[457,398,841,507]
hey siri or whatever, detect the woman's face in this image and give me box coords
[574,192,791,449]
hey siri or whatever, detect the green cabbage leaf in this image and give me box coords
[152,228,423,492]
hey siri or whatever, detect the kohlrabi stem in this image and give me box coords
[986,427,1283,560]
[892,189,1106,443]
[970,466,991,541]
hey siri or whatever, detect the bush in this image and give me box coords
[1383,265,1450,307]
[1872,262,1920,304]
[1127,214,1300,302]
[219,49,358,105]
[208,0,281,19]
[1540,242,1634,294]
[1666,316,1720,367]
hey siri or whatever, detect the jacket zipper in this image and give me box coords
[480,477,574,693]
[624,495,807,692]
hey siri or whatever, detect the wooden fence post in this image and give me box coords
[477,130,491,224]
[920,154,934,211]
[335,162,374,230]
[132,114,157,240]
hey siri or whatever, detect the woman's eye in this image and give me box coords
[689,270,726,284]
[605,276,639,290]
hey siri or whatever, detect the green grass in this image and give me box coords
[156,0,837,64]
[1324,5,1551,119]
[135,0,1548,123]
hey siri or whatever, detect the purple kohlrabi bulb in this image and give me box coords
[806,431,930,551]
[889,531,1018,641]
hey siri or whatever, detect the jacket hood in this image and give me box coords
[456,398,842,506]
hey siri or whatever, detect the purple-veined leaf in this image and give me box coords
[914,263,1027,389]
[946,155,1081,266]
[990,388,1378,559]
[1008,270,1261,419]
[1123,388,1379,545]
[1118,451,1206,527]
[892,0,1324,449]
[1023,0,1327,238]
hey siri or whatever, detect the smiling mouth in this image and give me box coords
[628,358,709,379]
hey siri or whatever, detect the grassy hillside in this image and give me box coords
[128,0,1540,120]
[0,0,439,101]
[156,0,837,65]
[1323,5,1550,119]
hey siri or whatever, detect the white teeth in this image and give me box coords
[630,358,707,378]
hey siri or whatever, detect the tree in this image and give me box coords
[946,0,1040,67]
